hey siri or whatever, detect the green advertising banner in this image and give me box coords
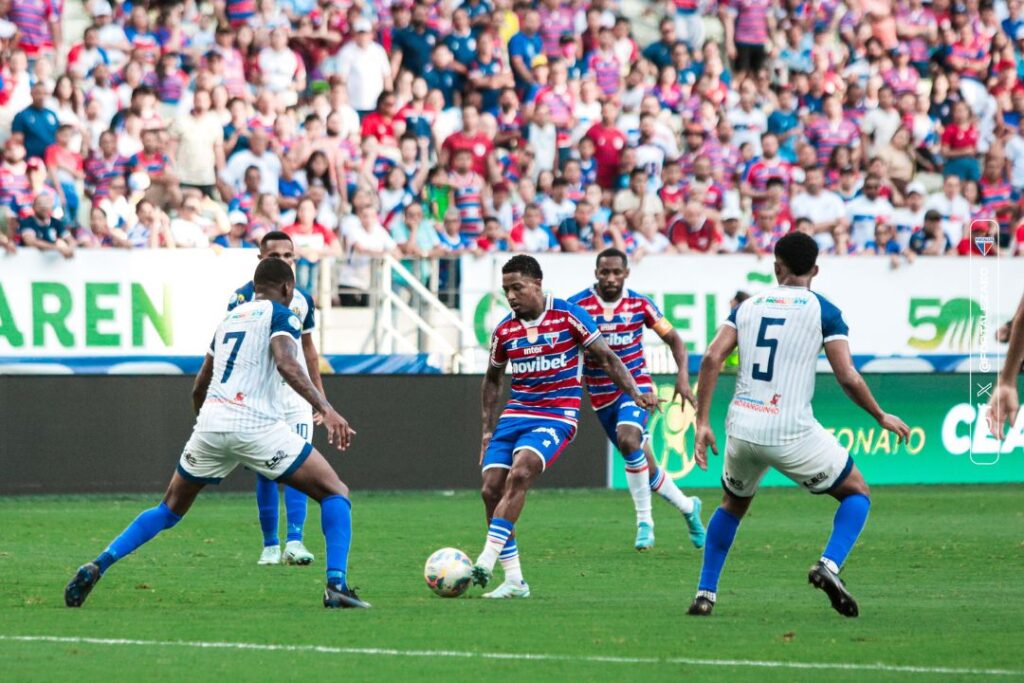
[610,374,1024,490]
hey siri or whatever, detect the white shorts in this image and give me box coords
[284,410,314,443]
[177,422,313,485]
[722,427,853,497]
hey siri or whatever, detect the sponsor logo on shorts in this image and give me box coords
[725,473,745,490]
[531,426,561,446]
[803,472,828,488]
[264,450,287,470]
[183,451,197,466]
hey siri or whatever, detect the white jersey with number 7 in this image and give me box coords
[724,285,849,446]
[196,299,303,434]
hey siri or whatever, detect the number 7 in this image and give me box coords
[221,331,247,383]
[752,318,784,381]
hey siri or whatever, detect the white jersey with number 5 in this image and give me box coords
[196,299,303,433]
[724,285,848,445]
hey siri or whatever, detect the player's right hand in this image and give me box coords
[987,384,1020,441]
[634,392,664,413]
[693,423,718,471]
[479,431,493,465]
[322,409,356,451]
[877,413,911,444]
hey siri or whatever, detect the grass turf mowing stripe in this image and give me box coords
[2,635,1022,678]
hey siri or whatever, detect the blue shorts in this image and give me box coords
[482,417,575,472]
[596,392,650,448]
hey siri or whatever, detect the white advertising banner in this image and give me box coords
[0,250,259,357]
[458,254,1024,371]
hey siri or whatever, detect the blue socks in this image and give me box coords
[256,475,280,547]
[285,486,308,542]
[822,493,871,571]
[95,502,182,574]
[321,495,352,588]
[256,475,307,546]
[697,507,741,594]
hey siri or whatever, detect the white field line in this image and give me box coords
[1,635,1022,677]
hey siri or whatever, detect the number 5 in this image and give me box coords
[752,318,785,381]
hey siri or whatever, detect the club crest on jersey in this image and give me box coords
[544,332,559,347]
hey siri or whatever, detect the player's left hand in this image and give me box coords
[877,413,911,444]
[672,380,697,411]
[322,408,356,451]
[987,384,1020,441]
[634,392,664,413]
[693,423,717,471]
[313,411,324,426]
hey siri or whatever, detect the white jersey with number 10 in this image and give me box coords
[196,299,303,434]
[724,285,849,446]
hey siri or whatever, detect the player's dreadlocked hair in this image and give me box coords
[774,232,819,277]
[253,256,295,288]
[502,254,543,281]
[260,231,292,249]
[596,247,628,267]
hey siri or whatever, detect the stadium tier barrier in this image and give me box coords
[0,251,1020,373]
[1,373,1020,495]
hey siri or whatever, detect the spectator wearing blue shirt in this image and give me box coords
[508,9,543,92]
[444,9,478,73]
[391,4,439,77]
[423,45,461,108]
[19,193,74,258]
[557,201,597,252]
[214,211,259,248]
[12,83,60,160]
[768,87,801,163]
[642,18,680,71]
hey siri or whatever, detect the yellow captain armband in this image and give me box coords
[652,318,673,336]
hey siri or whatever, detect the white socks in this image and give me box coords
[499,537,524,584]
[623,449,654,526]
[651,467,695,514]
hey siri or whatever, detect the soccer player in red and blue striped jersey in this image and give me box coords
[473,255,659,598]
[569,249,706,551]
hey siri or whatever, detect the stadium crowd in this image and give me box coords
[2,0,1024,286]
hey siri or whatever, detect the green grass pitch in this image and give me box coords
[1,486,1022,682]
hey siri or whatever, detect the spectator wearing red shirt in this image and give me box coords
[440,105,496,179]
[941,101,981,181]
[740,133,795,213]
[667,200,721,252]
[284,196,341,292]
[360,92,403,150]
[584,101,627,190]
[45,124,83,226]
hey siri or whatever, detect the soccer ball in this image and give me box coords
[424,547,473,598]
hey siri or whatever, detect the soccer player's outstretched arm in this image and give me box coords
[271,336,355,450]
[988,294,1024,439]
[480,362,505,463]
[191,355,214,415]
[824,339,910,442]
[693,324,738,471]
[587,337,661,412]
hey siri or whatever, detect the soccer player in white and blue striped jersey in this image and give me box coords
[228,231,323,567]
[65,259,369,609]
[687,232,910,618]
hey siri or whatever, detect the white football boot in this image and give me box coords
[258,545,282,565]
[482,581,531,599]
[284,540,315,565]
